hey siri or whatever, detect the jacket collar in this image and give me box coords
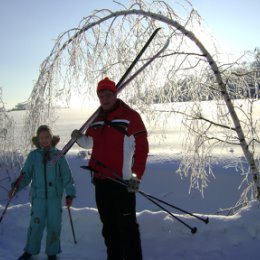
[38,147,56,153]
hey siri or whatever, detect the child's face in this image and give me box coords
[38,131,52,148]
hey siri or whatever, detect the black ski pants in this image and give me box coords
[94,178,143,260]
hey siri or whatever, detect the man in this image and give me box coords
[71,77,149,260]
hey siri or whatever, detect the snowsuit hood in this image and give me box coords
[32,135,60,148]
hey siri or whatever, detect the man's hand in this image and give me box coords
[127,174,140,193]
[66,196,73,208]
[71,129,83,140]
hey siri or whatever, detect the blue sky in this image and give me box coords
[0,0,259,109]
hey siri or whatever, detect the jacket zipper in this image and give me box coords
[43,153,48,200]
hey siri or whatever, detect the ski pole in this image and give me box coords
[81,166,198,234]
[138,190,197,233]
[67,206,77,244]
[51,27,166,165]
[0,174,23,224]
[92,159,209,224]
[141,192,209,224]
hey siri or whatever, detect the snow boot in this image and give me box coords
[18,252,32,260]
[48,255,57,260]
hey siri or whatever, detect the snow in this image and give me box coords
[1,107,260,260]
[1,201,260,260]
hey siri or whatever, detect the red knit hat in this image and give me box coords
[97,77,117,93]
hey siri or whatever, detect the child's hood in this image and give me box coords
[31,135,60,148]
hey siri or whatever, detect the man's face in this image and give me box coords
[98,90,117,111]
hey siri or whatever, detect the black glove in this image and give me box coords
[71,129,83,140]
[127,174,140,193]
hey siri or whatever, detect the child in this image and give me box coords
[10,125,76,260]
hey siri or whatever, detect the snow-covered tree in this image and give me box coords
[0,87,22,202]
[22,0,260,205]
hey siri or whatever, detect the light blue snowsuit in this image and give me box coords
[16,147,76,255]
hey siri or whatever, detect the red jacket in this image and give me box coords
[86,99,149,180]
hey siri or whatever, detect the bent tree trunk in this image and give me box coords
[25,6,260,200]
[67,9,260,199]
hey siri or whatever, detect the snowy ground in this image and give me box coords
[1,201,260,260]
[1,105,260,259]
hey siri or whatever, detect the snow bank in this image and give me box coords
[1,201,260,260]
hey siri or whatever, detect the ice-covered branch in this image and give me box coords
[21,0,260,202]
